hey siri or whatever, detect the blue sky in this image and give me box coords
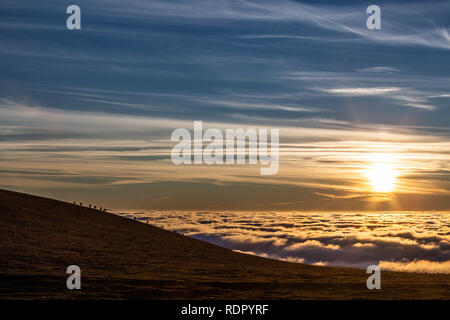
[0,0,449,210]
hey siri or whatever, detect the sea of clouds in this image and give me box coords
[116,210,450,273]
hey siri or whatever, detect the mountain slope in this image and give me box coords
[0,188,448,299]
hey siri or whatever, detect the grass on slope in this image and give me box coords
[0,189,448,299]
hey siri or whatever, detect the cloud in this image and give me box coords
[316,86,438,110]
[404,103,435,111]
[117,210,450,273]
[1,97,449,203]
[429,94,450,98]
[357,67,401,73]
[324,87,403,96]
[379,260,450,274]
[98,0,450,50]
[315,192,365,200]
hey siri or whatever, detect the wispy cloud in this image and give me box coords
[323,87,403,96]
[357,67,401,73]
[92,0,450,50]
[314,85,440,110]
[404,103,435,111]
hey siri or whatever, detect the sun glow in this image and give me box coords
[365,158,398,193]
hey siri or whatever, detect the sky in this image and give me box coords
[0,0,449,210]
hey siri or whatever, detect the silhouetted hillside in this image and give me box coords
[0,189,448,299]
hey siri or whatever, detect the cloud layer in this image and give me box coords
[116,210,450,273]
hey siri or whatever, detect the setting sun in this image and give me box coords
[366,162,398,193]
